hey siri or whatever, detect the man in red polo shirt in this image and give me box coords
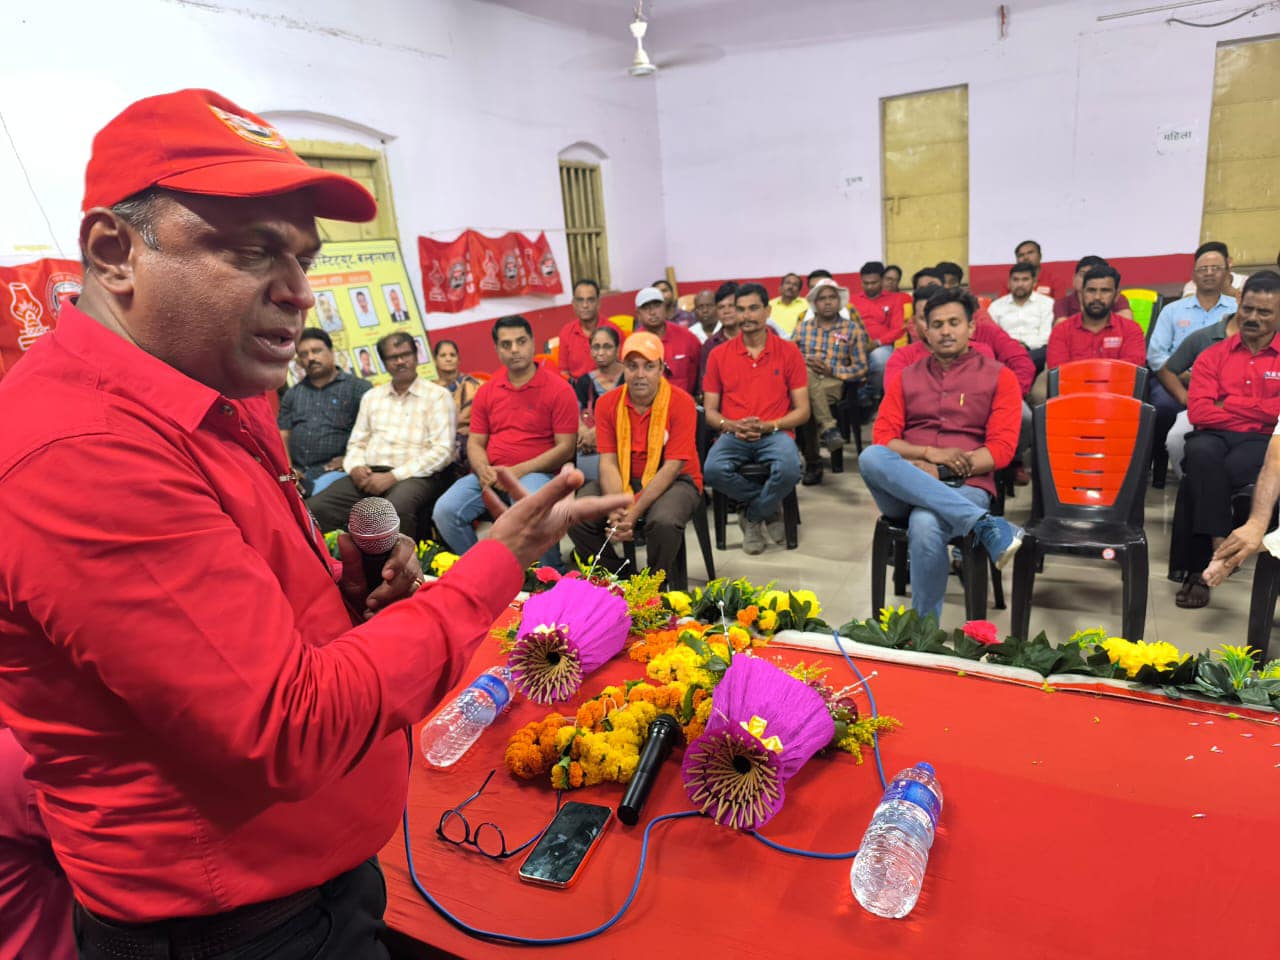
[1045,265,1146,369]
[434,314,581,570]
[570,331,702,580]
[849,261,906,402]
[0,89,629,957]
[859,287,1024,621]
[557,278,620,378]
[1169,271,1280,608]
[704,283,809,554]
[635,284,702,396]
[1052,256,1134,321]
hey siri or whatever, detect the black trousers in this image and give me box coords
[75,858,388,960]
[307,473,449,541]
[1168,428,1270,579]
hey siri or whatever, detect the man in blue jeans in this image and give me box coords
[858,287,1024,620]
[433,316,579,569]
[703,283,809,554]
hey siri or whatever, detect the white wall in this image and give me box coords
[0,0,668,331]
[655,0,1280,278]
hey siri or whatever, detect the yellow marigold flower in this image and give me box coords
[758,589,789,611]
[1261,660,1280,680]
[664,591,693,617]
[726,626,752,651]
[791,590,821,619]
[878,604,906,629]
[757,608,779,632]
[430,552,460,576]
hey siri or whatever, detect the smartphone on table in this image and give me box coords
[517,801,612,888]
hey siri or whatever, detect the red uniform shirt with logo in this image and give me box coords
[703,333,808,434]
[471,362,580,467]
[1045,312,1147,369]
[1187,333,1280,434]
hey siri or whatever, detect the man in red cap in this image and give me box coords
[0,89,629,958]
[569,331,703,581]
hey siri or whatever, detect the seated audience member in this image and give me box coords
[1014,239,1062,298]
[1169,271,1280,608]
[1045,265,1146,369]
[703,283,809,555]
[1157,310,1238,480]
[935,261,965,289]
[1148,241,1239,484]
[1054,256,1133,321]
[792,278,871,484]
[701,281,741,378]
[572,326,625,481]
[434,316,579,569]
[278,328,372,496]
[912,266,942,292]
[690,288,719,343]
[885,288,998,387]
[806,269,852,321]
[1179,241,1247,299]
[883,263,913,314]
[654,279,697,328]
[768,272,810,337]
[989,262,1055,373]
[850,261,907,401]
[570,332,702,578]
[558,279,620,378]
[308,332,456,538]
[636,285,702,396]
[0,725,74,960]
[859,287,1023,621]
[432,338,482,470]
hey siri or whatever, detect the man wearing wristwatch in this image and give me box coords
[702,283,808,555]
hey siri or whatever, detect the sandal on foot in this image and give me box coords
[1175,580,1210,609]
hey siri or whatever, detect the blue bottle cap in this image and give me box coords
[916,761,935,777]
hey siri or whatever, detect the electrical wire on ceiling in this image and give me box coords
[1168,1,1278,26]
[0,109,67,259]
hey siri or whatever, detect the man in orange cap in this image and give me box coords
[0,89,629,957]
[570,330,703,582]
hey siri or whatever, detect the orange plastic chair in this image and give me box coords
[1011,393,1155,642]
[468,371,491,383]
[1047,359,1147,399]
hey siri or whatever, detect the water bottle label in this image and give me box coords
[884,780,940,827]
[471,672,510,711]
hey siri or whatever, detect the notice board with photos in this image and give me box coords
[294,239,434,386]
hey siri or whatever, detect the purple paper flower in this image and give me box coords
[508,577,631,703]
[681,655,834,830]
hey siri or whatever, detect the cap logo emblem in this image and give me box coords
[209,105,287,150]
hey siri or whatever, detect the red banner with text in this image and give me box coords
[0,258,83,380]
[418,231,562,313]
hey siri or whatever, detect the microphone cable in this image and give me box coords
[400,631,888,944]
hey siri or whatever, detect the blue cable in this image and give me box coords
[400,630,887,942]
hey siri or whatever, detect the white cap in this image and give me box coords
[635,286,665,308]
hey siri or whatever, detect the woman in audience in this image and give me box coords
[432,339,482,471]
[573,326,625,481]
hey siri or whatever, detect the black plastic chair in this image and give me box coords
[712,462,800,550]
[870,518,996,621]
[833,379,865,466]
[621,494,715,592]
[1011,393,1155,641]
[1246,552,1280,663]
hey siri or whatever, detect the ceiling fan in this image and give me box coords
[626,2,723,77]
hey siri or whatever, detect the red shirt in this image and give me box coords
[873,349,1022,497]
[650,321,703,396]
[885,339,995,389]
[1045,312,1147,369]
[471,362,580,467]
[850,291,906,346]
[557,317,622,379]
[703,332,808,432]
[594,383,703,492]
[0,304,524,921]
[1187,333,1280,434]
[973,315,1036,394]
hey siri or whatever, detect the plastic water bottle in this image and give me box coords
[850,762,944,918]
[420,666,513,768]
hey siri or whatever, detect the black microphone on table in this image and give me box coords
[618,714,681,826]
[348,497,402,591]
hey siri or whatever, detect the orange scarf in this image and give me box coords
[615,378,671,490]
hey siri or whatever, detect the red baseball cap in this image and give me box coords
[82,88,376,222]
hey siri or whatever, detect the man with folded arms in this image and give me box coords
[307,330,456,539]
[703,283,809,554]
[570,332,702,579]
[1168,272,1280,608]
[859,287,1024,621]
[791,277,870,485]
[0,89,627,957]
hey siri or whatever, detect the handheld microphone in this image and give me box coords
[618,714,681,826]
[348,497,401,592]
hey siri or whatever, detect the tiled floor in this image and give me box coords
[658,448,1262,657]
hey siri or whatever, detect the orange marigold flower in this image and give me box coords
[736,605,759,627]
[568,761,585,789]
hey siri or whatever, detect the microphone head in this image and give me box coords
[348,497,401,555]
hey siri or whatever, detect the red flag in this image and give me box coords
[418,235,478,313]
[521,231,563,295]
[0,258,82,380]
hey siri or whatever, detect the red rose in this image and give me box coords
[534,567,562,584]
[962,620,1000,645]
